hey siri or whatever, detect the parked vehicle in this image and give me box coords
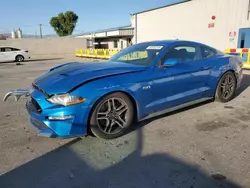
[0,47,30,65]
[3,40,243,139]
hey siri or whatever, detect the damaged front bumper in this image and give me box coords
[3,87,89,138]
[2,87,57,137]
[3,89,30,102]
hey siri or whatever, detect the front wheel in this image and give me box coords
[215,71,236,103]
[89,92,134,139]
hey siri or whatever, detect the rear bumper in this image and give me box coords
[236,68,244,89]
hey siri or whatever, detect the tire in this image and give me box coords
[89,92,134,139]
[15,55,24,64]
[215,71,236,103]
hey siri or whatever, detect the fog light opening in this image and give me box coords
[47,115,74,121]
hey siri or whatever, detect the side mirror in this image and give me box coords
[162,58,180,67]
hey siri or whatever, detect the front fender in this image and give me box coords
[71,72,153,122]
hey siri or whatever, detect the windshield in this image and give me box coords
[109,43,165,66]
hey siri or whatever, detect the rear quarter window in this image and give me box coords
[201,46,216,59]
[12,48,20,51]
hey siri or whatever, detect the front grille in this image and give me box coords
[27,97,42,113]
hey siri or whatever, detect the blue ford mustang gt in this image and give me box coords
[3,40,243,139]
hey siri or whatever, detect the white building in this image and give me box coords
[131,0,250,51]
[76,0,250,54]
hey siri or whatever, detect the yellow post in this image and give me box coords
[242,52,250,69]
[87,49,90,57]
[96,49,100,58]
[94,49,97,58]
[83,49,87,57]
[81,49,83,57]
[103,49,107,59]
[247,52,250,64]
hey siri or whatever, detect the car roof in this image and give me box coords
[139,40,208,46]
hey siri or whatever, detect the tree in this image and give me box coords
[50,11,79,37]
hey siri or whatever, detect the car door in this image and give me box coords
[151,44,212,113]
[0,48,5,62]
[2,47,15,61]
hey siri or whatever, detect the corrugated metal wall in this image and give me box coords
[119,29,134,36]
[134,0,249,50]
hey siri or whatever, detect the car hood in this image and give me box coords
[33,61,147,95]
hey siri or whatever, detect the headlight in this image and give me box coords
[47,94,85,106]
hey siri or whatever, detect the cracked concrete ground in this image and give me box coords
[0,58,250,188]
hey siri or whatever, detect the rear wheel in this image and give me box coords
[89,92,134,139]
[215,71,236,103]
[15,55,24,65]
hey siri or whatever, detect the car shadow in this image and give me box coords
[0,128,242,188]
[0,58,63,66]
[129,99,213,135]
[26,58,63,62]
[0,62,22,66]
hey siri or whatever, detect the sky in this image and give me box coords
[0,0,183,36]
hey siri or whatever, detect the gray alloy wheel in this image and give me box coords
[215,71,236,103]
[89,92,134,139]
[97,98,129,134]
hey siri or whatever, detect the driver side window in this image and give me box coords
[161,45,199,64]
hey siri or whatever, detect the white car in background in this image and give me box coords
[0,47,30,65]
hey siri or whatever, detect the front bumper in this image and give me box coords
[25,93,90,138]
[3,87,90,138]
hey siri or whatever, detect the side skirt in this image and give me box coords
[140,97,213,122]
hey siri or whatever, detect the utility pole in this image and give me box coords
[248,0,250,20]
[39,24,43,38]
